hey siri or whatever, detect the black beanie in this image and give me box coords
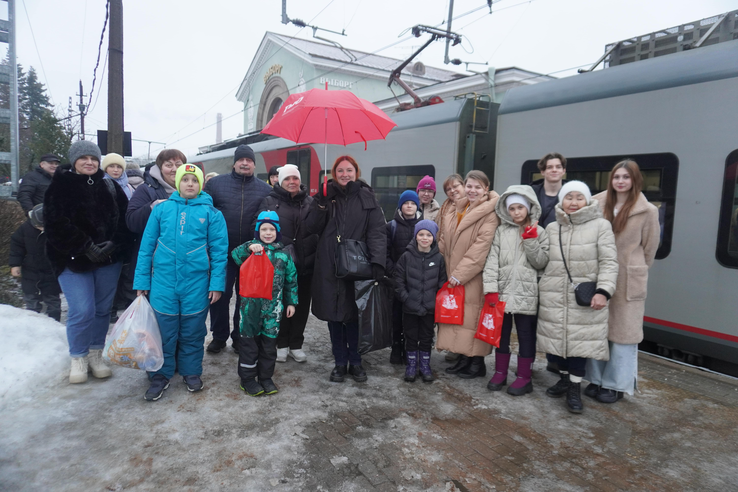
[234,144,255,164]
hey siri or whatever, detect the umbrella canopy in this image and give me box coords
[261,88,397,147]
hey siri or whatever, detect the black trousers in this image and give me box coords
[496,313,537,358]
[209,257,241,343]
[403,313,435,352]
[21,278,61,322]
[277,274,312,350]
[548,354,587,377]
[238,333,278,381]
[112,261,136,313]
[392,299,404,344]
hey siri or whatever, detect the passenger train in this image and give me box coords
[192,39,738,372]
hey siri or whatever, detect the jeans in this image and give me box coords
[58,262,123,357]
[208,257,241,343]
[496,313,537,358]
[327,321,361,366]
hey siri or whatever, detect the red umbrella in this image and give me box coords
[261,87,397,193]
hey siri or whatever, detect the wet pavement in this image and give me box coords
[2,313,737,491]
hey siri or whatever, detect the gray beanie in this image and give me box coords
[68,140,102,167]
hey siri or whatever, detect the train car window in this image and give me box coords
[521,153,678,259]
[286,148,311,191]
[372,165,435,220]
[716,150,738,268]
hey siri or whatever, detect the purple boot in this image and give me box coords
[419,351,434,383]
[404,351,418,382]
[487,352,510,391]
[507,356,534,396]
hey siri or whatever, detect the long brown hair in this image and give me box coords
[604,159,643,234]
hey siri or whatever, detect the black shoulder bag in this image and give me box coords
[333,199,373,280]
[559,224,597,307]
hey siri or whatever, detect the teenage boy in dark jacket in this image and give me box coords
[393,220,447,383]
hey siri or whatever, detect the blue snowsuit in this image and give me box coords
[134,191,228,380]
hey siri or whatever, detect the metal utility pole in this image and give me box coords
[216,113,223,144]
[107,0,124,154]
[444,0,455,64]
[77,81,86,140]
[0,0,20,192]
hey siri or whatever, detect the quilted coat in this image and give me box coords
[436,191,500,357]
[482,185,549,315]
[593,191,660,344]
[393,240,447,316]
[537,202,619,361]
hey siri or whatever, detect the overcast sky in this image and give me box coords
[5,0,737,161]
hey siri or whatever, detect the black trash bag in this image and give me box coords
[355,279,393,355]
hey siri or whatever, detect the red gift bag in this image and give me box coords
[474,301,506,347]
[239,252,274,300]
[434,282,465,325]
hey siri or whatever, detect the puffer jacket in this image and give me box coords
[17,166,53,212]
[420,199,441,221]
[537,202,619,361]
[204,169,272,251]
[253,183,318,276]
[385,208,421,275]
[9,220,58,285]
[133,191,228,316]
[482,185,549,315]
[394,240,447,316]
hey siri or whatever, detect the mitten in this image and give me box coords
[484,292,499,306]
[522,225,538,239]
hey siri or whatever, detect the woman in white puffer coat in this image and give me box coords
[482,185,549,396]
[537,181,618,414]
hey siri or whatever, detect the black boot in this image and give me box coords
[584,383,600,399]
[390,342,404,365]
[566,382,583,414]
[596,388,624,404]
[445,355,470,374]
[546,373,570,398]
[349,364,367,382]
[457,356,487,379]
[330,365,347,382]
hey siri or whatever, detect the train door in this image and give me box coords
[286,148,311,193]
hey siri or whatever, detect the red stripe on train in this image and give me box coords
[644,316,738,344]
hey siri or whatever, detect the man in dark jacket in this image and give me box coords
[17,154,60,212]
[530,152,567,229]
[204,144,272,353]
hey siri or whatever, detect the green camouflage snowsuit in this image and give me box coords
[231,240,298,338]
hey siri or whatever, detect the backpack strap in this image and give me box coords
[390,220,397,241]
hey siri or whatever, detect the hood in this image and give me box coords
[269,182,309,202]
[555,200,602,226]
[393,207,421,224]
[495,185,541,226]
[169,190,214,206]
[405,239,440,258]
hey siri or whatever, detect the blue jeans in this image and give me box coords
[328,321,361,366]
[58,262,123,357]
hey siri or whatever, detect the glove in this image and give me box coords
[485,293,499,306]
[522,225,538,239]
[314,180,331,207]
[85,241,113,263]
[372,264,385,281]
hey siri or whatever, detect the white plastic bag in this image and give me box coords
[104,296,163,371]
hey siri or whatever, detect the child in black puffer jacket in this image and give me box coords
[393,220,447,383]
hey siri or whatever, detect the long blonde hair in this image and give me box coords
[604,159,643,234]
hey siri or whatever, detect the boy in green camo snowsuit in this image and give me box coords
[232,211,298,396]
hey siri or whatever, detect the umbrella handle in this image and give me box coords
[323,174,327,196]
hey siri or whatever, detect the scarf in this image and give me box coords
[104,172,133,199]
[149,165,177,196]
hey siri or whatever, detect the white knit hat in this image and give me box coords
[558,180,592,204]
[505,194,530,212]
[278,164,300,185]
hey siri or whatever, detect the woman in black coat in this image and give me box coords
[44,140,134,385]
[306,156,386,383]
[254,164,318,363]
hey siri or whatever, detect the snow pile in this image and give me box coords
[0,305,68,407]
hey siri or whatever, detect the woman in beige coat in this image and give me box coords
[438,170,500,379]
[586,160,660,403]
[538,181,618,414]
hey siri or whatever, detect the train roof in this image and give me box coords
[499,39,738,115]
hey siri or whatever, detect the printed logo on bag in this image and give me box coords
[482,313,495,330]
[185,164,197,173]
[442,295,458,310]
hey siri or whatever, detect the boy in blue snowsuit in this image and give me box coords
[134,164,228,401]
[231,211,298,397]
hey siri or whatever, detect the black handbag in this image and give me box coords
[333,202,373,281]
[559,225,598,307]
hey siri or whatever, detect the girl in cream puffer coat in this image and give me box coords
[538,181,618,414]
[482,185,548,396]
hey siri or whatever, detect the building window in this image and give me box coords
[268,98,283,122]
[372,165,435,221]
[286,148,311,191]
[521,153,678,259]
[716,150,738,268]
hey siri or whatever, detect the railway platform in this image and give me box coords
[2,313,737,491]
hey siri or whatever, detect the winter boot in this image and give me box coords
[546,372,571,398]
[349,364,368,382]
[444,351,460,362]
[260,378,279,395]
[88,349,112,379]
[596,388,624,404]
[419,351,434,383]
[487,352,511,391]
[330,365,348,382]
[458,356,487,379]
[276,347,289,363]
[183,375,204,392]
[507,356,534,396]
[144,374,170,401]
[206,339,227,354]
[69,357,89,384]
[584,383,600,399]
[566,382,584,414]
[445,355,470,374]
[390,342,405,365]
[404,351,418,382]
[240,378,264,396]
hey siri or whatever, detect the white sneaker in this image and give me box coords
[289,348,307,363]
[88,349,112,379]
[69,357,89,384]
[276,347,289,363]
